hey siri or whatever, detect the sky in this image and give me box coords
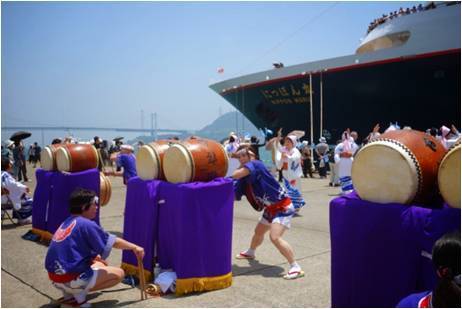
[1,1,419,142]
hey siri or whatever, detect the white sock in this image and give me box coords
[289,262,301,272]
[245,248,255,256]
[73,291,87,304]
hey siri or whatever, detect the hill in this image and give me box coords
[128,111,263,144]
[197,111,261,141]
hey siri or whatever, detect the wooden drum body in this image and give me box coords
[163,137,229,183]
[56,144,99,172]
[136,140,173,180]
[41,144,63,171]
[352,130,446,204]
[99,172,112,206]
[438,142,461,208]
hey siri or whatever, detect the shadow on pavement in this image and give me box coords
[232,259,285,278]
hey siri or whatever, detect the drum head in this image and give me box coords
[352,141,419,204]
[56,147,71,172]
[136,145,161,180]
[163,144,193,183]
[41,147,55,171]
[438,146,461,208]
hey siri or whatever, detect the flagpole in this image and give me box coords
[309,73,314,162]
[320,71,323,139]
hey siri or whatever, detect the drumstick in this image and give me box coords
[136,255,147,300]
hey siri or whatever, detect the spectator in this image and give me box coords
[300,141,313,178]
[329,140,341,187]
[397,232,460,308]
[249,136,266,160]
[12,140,28,182]
[33,142,41,168]
[315,137,329,179]
[1,157,33,224]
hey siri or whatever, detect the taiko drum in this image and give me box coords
[437,140,461,208]
[56,144,99,172]
[40,144,63,171]
[99,172,112,206]
[163,137,229,183]
[136,140,174,180]
[352,130,446,205]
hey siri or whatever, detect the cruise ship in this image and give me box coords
[209,2,461,142]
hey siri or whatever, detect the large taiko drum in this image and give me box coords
[136,140,174,180]
[56,144,99,172]
[163,137,229,183]
[352,130,447,205]
[437,140,461,208]
[41,144,64,171]
[99,172,112,206]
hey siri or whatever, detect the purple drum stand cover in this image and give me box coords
[121,177,162,273]
[32,168,101,235]
[330,192,460,308]
[122,177,234,280]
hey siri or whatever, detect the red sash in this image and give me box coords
[48,272,80,283]
[265,198,292,217]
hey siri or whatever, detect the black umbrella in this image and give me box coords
[113,136,124,142]
[10,131,31,142]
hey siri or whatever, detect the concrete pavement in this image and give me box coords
[1,164,339,307]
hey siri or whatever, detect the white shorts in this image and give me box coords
[259,203,295,229]
[52,268,99,303]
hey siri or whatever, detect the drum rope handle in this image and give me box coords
[374,137,423,200]
[136,255,147,300]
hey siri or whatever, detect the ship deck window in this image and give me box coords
[356,31,411,54]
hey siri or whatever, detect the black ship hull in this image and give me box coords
[219,49,461,142]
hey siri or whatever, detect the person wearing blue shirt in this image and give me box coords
[232,145,304,280]
[105,144,137,185]
[45,188,144,307]
[397,232,460,308]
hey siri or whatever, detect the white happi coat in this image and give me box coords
[275,144,303,190]
[1,171,28,210]
[334,141,358,178]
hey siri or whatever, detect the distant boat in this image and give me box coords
[210,2,461,141]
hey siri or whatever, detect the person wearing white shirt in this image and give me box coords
[1,157,33,224]
[334,131,355,195]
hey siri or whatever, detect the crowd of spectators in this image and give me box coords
[367,2,441,34]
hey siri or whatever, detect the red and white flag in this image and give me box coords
[217,66,224,74]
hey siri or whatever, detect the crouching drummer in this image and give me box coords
[45,187,144,307]
[232,145,304,280]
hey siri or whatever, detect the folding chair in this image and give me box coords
[1,187,17,226]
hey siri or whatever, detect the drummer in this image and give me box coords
[45,187,144,307]
[232,145,304,280]
[104,144,137,185]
